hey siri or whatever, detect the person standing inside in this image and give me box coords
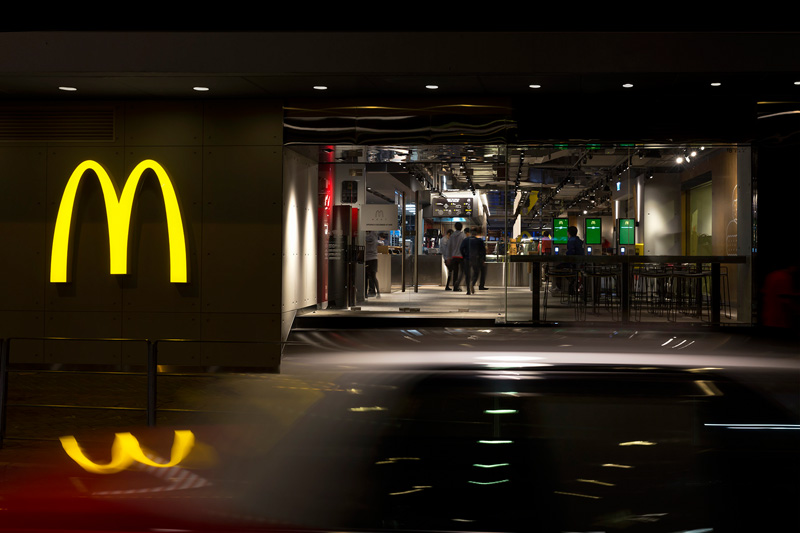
[540,230,553,255]
[449,222,467,292]
[441,229,454,290]
[474,228,488,290]
[566,226,585,256]
[365,231,380,298]
[562,225,585,296]
[459,227,473,294]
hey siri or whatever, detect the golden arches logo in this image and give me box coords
[60,430,195,474]
[50,159,188,283]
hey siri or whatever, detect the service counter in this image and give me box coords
[388,255,531,287]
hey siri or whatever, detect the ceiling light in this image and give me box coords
[711,82,722,87]
[58,86,77,92]
[690,151,697,157]
[529,84,542,89]
[313,85,328,90]
[193,86,209,92]
[426,85,439,90]
[676,156,684,164]
[795,81,800,86]
[622,83,634,88]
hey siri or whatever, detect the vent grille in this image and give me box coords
[0,108,115,141]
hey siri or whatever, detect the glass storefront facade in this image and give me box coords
[292,142,753,325]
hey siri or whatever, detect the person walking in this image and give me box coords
[449,222,467,292]
[459,227,473,294]
[472,228,488,290]
[365,231,380,298]
[441,229,454,290]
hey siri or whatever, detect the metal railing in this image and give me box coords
[0,336,299,449]
[509,255,748,324]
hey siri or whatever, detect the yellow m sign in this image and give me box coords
[50,159,188,283]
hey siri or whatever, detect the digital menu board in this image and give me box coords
[618,218,635,245]
[433,197,473,217]
[584,218,602,245]
[553,218,569,245]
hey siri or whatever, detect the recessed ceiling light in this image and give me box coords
[193,86,209,92]
[711,82,722,87]
[622,83,634,88]
[313,85,328,90]
[58,86,77,92]
[529,84,542,89]
[426,84,439,90]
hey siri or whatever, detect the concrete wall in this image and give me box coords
[0,100,285,367]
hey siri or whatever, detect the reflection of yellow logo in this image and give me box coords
[60,430,195,474]
[50,160,187,283]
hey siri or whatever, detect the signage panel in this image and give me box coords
[585,218,602,245]
[553,217,569,245]
[50,160,187,283]
[361,203,399,231]
[618,218,636,245]
[433,196,473,217]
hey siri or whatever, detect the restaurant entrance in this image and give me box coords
[287,143,753,326]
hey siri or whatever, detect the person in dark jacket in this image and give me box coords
[566,225,585,256]
[460,228,487,294]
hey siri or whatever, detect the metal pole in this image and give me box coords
[711,262,721,325]
[401,193,406,292]
[532,262,541,322]
[621,261,630,323]
[147,340,157,427]
[414,190,419,292]
[0,338,9,448]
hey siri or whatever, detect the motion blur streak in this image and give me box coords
[60,430,195,474]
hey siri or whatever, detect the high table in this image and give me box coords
[509,255,748,324]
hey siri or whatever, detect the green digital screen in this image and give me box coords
[585,218,602,245]
[618,218,635,245]
[553,218,569,245]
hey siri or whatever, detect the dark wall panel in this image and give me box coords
[0,147,47,311]
[1,100,285,367]
[124,101,204,146]
[201,145,282,314]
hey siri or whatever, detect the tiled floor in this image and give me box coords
[297,284,741,325]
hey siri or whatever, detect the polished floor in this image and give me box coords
[297,282,741,326]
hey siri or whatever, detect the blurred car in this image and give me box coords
[1,363,798,532]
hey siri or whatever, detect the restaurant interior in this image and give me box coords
[296,142,752,325]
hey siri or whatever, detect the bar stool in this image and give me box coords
[633,264,676,321]
[673,264,710,321]
[583,264,621,320]
[542,265,581,321]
